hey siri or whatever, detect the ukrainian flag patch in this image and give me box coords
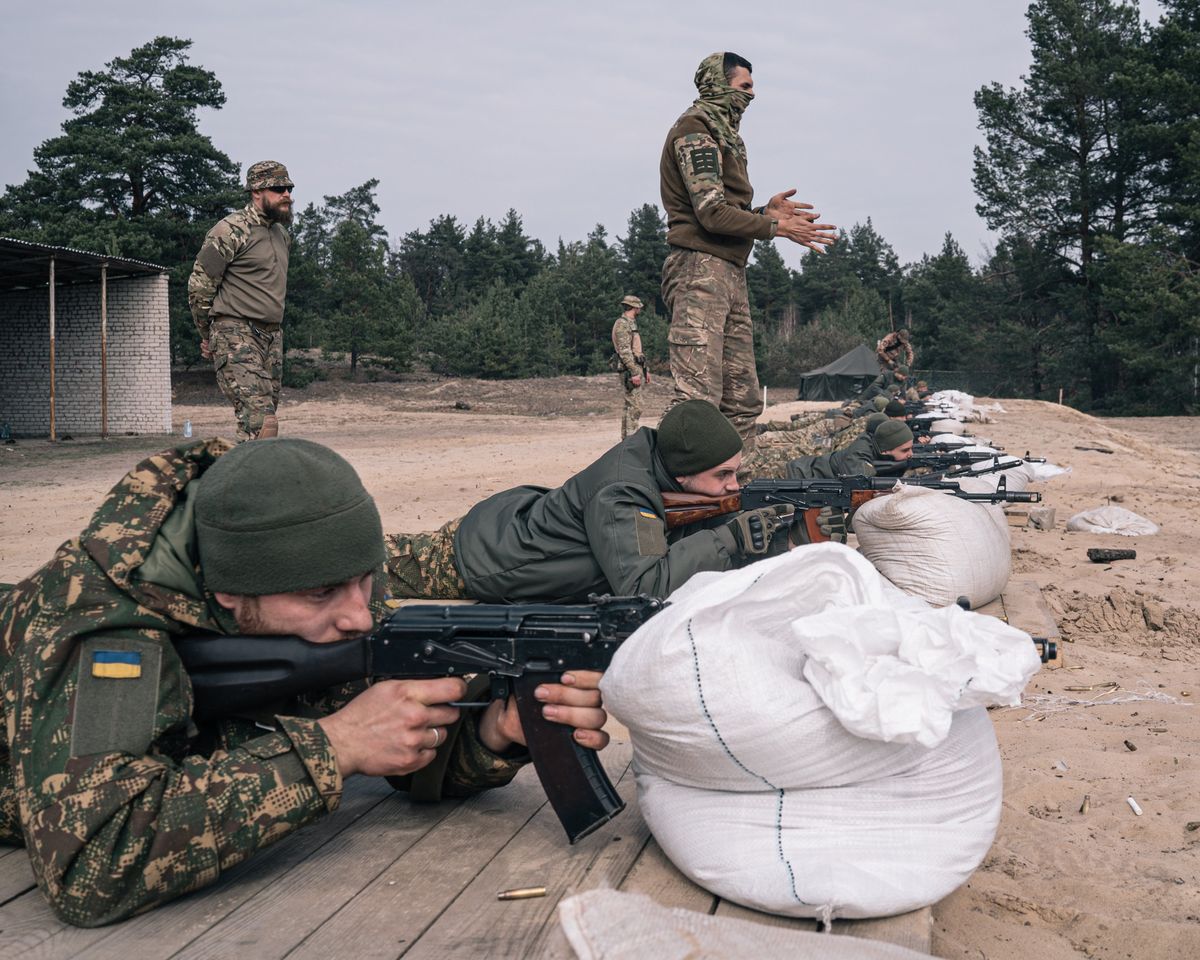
[91,650,142,679]
[638,509,657,519]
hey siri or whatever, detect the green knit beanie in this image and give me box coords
[195,438,384,595]
[874,420,914,452]
[657,400,743,476]
[865,412,889,433]
[872,396,889,411]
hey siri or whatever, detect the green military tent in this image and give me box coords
[796,343,879,400]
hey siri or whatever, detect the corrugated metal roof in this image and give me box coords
[0,237,168,291]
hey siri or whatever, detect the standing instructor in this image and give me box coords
[660,52,836,444]
[189,160,294,441]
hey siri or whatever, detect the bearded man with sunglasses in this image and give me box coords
[188,161,295,441]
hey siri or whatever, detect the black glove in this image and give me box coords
[816,506,849,544]
[724,505,791,557]
[790,505,850,546]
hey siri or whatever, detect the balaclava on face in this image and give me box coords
[692,52,753,159]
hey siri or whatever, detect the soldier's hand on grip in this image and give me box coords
[318,677,465,778]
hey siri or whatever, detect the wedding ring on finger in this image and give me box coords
[427,726,442,750]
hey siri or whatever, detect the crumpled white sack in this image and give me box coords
[601,545,1038,920]
[559,889,933,960]
[603,544,1039,768]
[1066,505,1159,536]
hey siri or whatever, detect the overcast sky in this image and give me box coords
[0,1,1164,269]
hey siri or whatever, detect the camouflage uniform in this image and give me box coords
[188,161,293,442]
[612,298,647,439]
[875,330,914,372]
[660,55,778,444]
[0,440,523,927]
[384,518,469,599]
[741,414,860,479]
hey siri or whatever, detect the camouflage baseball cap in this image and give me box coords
[246,160,294,191]
[621,295,644,309]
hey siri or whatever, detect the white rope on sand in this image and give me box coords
[1007,683,1192,721]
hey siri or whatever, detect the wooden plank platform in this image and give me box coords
[978,576,1064,669]
[0,736,931,958]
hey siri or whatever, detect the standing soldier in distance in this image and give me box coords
[660,52,836,446]
[612,295,649,439]
[188,161,294,441]
[876,328,914,374]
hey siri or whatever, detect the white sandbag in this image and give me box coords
[853,483,1011,608]
[601,545,1039,920]
[952,471,1030,495]
[637,710,1000,919]
[930,418,965,434]
[560,890,934,960]
[1021,459,1071,482]
[1066,505,1159,536]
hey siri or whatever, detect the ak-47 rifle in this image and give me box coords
[662,474,1041,541]
[917,441,1006,454]
[175,595,664,844]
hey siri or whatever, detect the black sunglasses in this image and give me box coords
[266,185,293,195]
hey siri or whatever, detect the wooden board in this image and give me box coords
[1002,577,1064,670]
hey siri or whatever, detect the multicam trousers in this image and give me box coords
[740,415,861,479]
[384,517,469,599]
[661,247,763,443]
[209,318,283,441]
[620,373,642,439]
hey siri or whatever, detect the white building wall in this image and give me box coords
[0,273,172,436]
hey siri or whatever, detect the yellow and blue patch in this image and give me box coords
[638,509,658,520]
[91,650,142,679]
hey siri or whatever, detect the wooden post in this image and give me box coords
[48,256,56,442]
[1058,387,1064,405]
[101,262,109,439]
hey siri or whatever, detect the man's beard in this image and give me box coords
[264,199,293,226]
[232,597,270,634]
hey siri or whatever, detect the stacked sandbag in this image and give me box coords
[602,545,1041,921]
[852,482,1011,608]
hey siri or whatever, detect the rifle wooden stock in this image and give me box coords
[662,491,742,529]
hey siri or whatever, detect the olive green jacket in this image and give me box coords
[785,432,909,480]
[454,428,737,602]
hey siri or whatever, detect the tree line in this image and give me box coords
[1,1,1198,415]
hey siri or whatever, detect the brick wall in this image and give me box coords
[0,273,172,436]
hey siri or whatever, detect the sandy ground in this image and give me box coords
[1,376,1198,958]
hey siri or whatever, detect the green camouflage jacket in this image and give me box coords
[188,204,291,340]
[611,314,644,377]
[0,439,524,927]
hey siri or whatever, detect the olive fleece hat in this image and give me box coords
[872,396,889,412]
[657,400,743,476]
[195,438,384,595]
[865,412,889,433]
[874,420,914,452]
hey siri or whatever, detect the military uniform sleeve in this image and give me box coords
[612,319,642,375]
[187,218,249,341]
[6,627,341,927]
[673,132,776,241]
[582,482,737,597]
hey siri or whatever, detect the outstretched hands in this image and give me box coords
[766,189,837,254]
